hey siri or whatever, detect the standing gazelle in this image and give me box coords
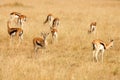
[92,39,113,62]
[88,22,96,34]
[33,32,49,54]
[50,18,60,44]
[7,21,23,46]
[10,12,26,29]
[44,14,54,27]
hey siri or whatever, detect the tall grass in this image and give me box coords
[0,0,120,80]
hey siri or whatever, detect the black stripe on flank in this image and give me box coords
[100,43,106,49]
[10,30,17,35]
[92,43,95,50]
[36,41,43,47]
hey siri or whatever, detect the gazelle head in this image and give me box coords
[44,14,54,25]
[23,15,26,22]
[106,39,114,49]
[52,18,60,28]
[20,15,27,22]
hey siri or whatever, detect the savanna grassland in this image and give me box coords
[0,0,120,80]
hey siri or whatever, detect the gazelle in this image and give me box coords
[33,32,49,54]
[10,12,26,29]
[92,39,113,62]
[50,27,58,43]
[7,21,23,46]
[52,18,60,28]
[44,14,54,27]
[88,22,96,34]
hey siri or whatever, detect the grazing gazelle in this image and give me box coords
[88,22,96,34]
[44,14,54,27]
[10,12,26,28]
[33,32,49,54]
[51,27,58,43]
[7,21,23,46]
[92,39,113,62]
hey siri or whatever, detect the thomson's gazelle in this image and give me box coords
[7,21,23,46]
[33,32,49,54]
[10,12,26,28]
[88,22,96,34]
[44,14,54,27]
[92,39,113,62]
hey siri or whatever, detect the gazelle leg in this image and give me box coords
[34,46,38,54]
[101,50,104,62]
[20,34,23,40]
[19,20,24,29]
[95,50,99,62]
[52,36,55,44]
[19,19,24,29]
[55,34,58,43]
[17,38,21,47]
[93,50,96,62]
[10,36,13,46]
[17,35,23,47]
[33,46,39,58]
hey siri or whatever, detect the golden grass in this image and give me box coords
[0,2,31,8]
[0,0,120,80]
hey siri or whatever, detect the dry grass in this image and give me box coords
[0,2,31,8]
[0,0,120,80]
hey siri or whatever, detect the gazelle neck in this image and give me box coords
[106,40,113,49]
[43,37,48,46]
